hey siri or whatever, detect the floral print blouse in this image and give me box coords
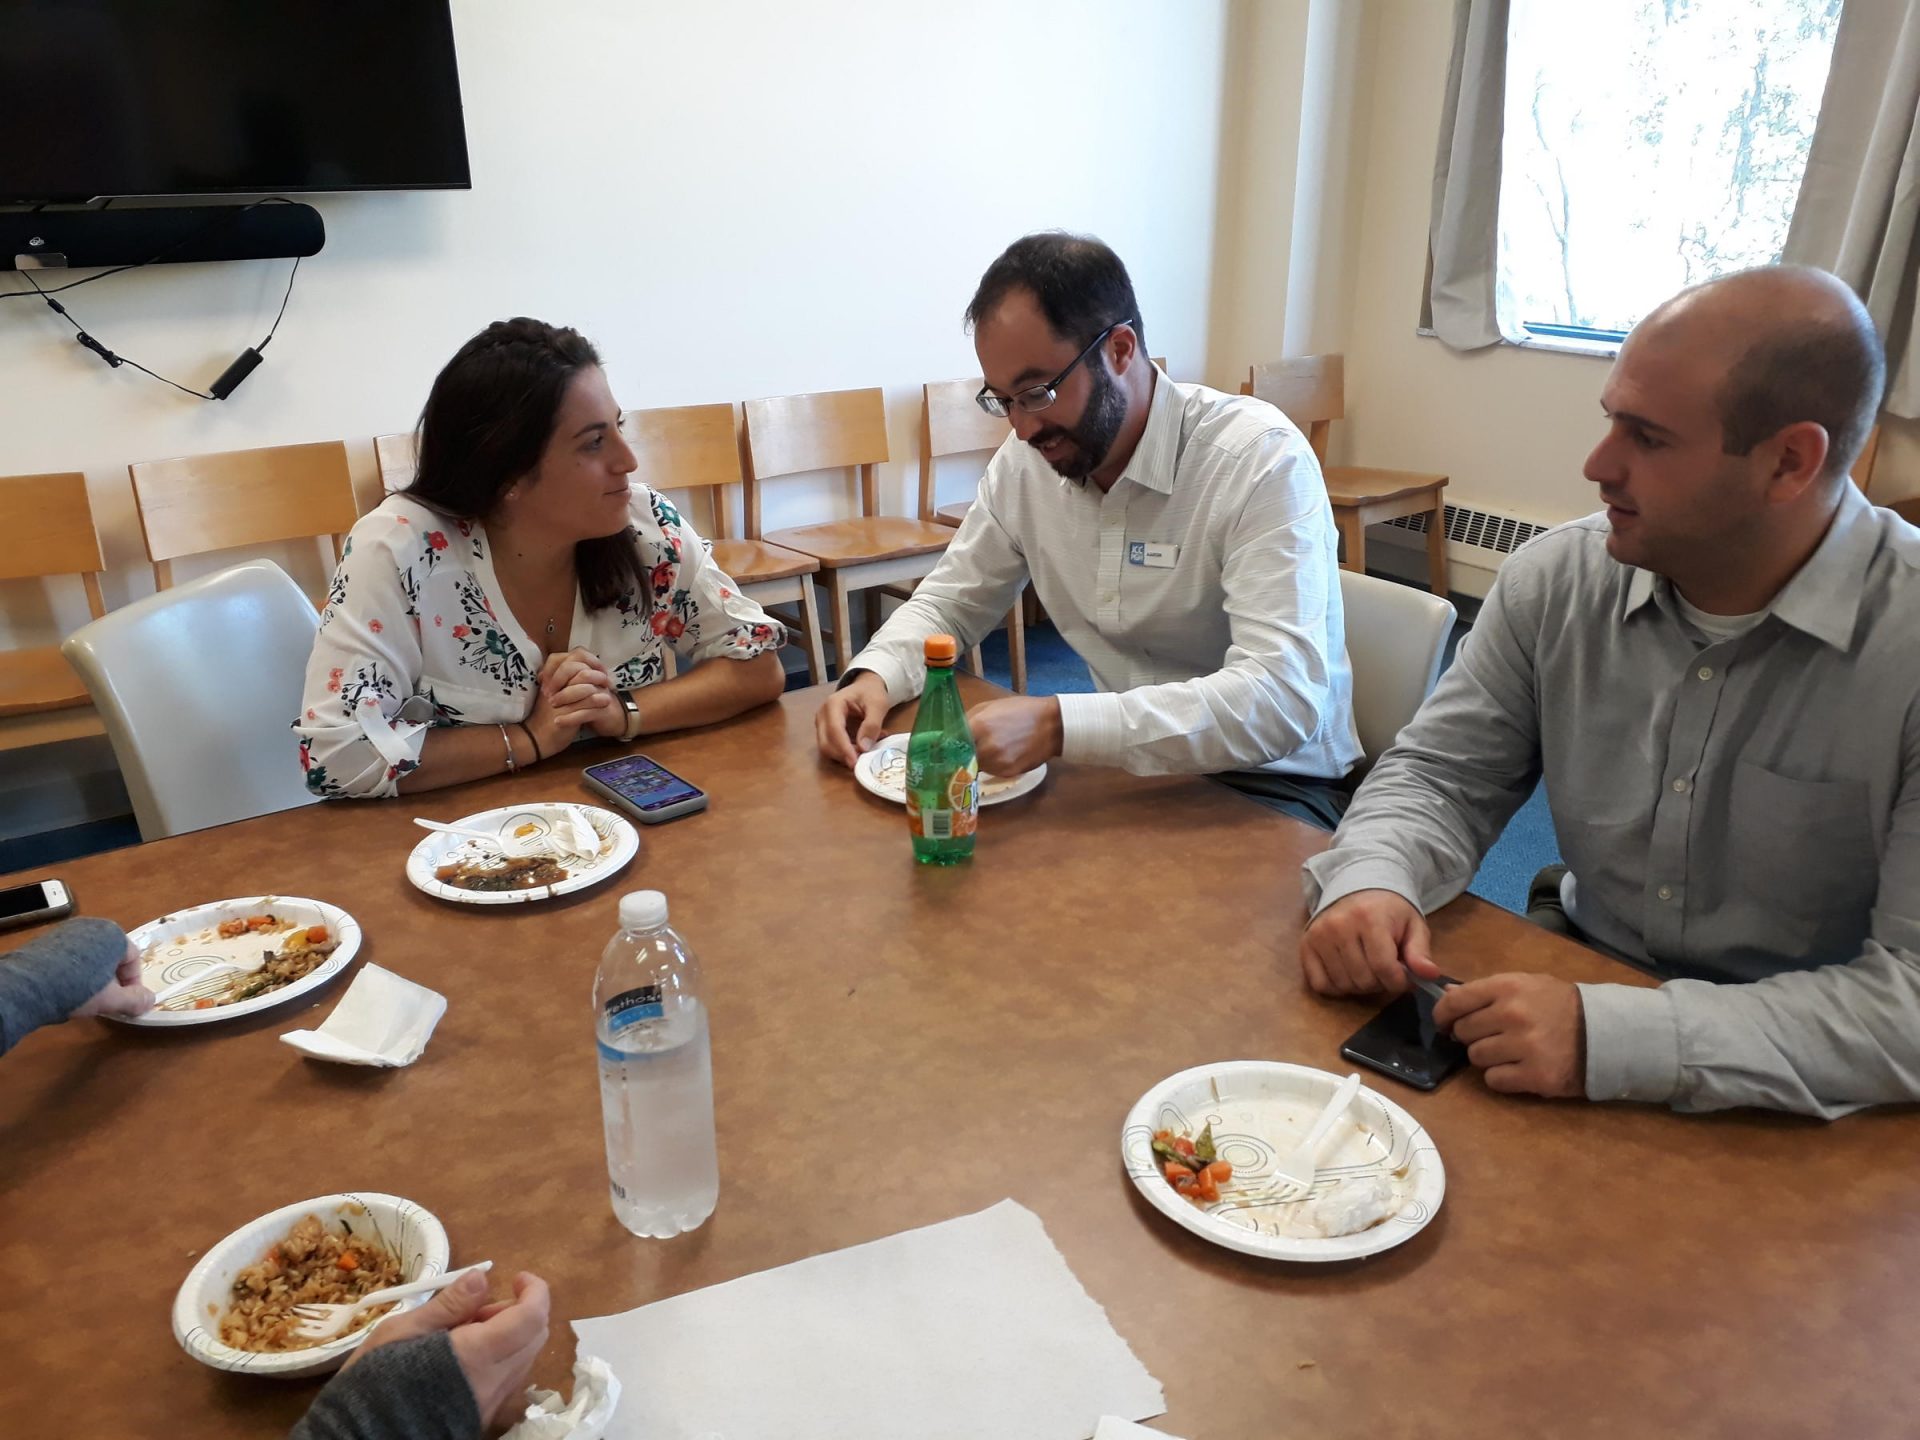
[296,487,785,798]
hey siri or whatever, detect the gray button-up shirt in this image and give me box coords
[1303,483,1920,1118]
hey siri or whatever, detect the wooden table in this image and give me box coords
[2,679,1913,1438]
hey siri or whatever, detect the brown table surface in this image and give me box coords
[3,678,1915,1438]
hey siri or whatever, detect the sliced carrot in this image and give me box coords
[1192,1176,1220,1204]
[305,925,329,944]
[193,998,216,1009]
[1202,1161,1233,1185]
[336,1252,359,1271]
[1172,1137,1196,1160]
[1162,1161,1192,1185]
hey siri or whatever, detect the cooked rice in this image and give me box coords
[219,1213,405,1352]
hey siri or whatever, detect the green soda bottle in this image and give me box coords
[905,633,979,865]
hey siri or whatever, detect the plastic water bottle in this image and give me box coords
[593,891,718,1238]
[905,633,979,865]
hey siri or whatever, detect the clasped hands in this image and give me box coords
[1302,888,1587,1099]
[526,647,628,753]
[815,672,1061,776]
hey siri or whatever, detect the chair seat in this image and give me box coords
[933,501,970,529]
[710,537,821,585]
[0,643,91,717]
[1322,466,1448,509]
[763,517,956,568]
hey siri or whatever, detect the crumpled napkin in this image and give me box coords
[279,963,446,1067]
[501,1355,621,1440]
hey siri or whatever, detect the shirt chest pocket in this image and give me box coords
[1725,760,1879,942]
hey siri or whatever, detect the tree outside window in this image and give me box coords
[1498,0,1841,343]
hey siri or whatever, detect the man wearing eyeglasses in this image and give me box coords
[814,231,1361,827]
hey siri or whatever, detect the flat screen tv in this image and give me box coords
[0,1,471,204]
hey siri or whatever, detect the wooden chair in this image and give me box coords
[0,471,109,750]
[747,388,956,678]
[919,377,1025,691]
[374,432,417,491]
[1247,356,1450,595]
[623,403,828,686]
[129,440,359,601]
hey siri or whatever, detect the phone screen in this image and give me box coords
[586,755,703,812]
[0,883,54,921]
[1341,988,1469,1091]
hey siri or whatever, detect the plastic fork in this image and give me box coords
[153,964,246,1007]
[287,1261,493,1342]
[413,817,508,846]
[1262,1072,1363,1198]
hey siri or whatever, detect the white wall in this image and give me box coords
[1,0,1235,831]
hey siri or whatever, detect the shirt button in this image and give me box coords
[1657,885,1674,901]
[1671,777,1690,794]
[1697,665,1714,681]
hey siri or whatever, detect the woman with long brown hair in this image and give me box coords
[296,318,786,797]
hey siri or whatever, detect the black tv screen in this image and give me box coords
[0,1,471,204]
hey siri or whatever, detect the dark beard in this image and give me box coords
[1029,357,1126,482]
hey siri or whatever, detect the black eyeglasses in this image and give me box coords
[975,320,1131,418]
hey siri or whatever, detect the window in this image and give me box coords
[1497,0,1841,345]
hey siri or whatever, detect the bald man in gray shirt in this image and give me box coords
[1301,265,1920,1119]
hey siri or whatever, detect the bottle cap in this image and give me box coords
[924,633,959,665]
[619,890,669,931]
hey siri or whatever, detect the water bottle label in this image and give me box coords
[604,984,665,1034]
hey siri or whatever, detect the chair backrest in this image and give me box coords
[918,378,1010,520]
[624,403,744,540]
[374,432,417,492]
[741,387,890,537]
[1248,356,1345,463]
[1339,568,1457,771]
[1850,423,1882,494]
[0,471,108,619]
[61,559,322,840]
[129,440,359,589]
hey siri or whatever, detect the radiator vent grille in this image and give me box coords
[1380,503,1551,556]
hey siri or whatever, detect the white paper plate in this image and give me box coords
[1121,1060,1445,1263]
[173,1192,450,1379]
[405,802,638,906]
[120,896,361,1028]
[854,732,1046,808]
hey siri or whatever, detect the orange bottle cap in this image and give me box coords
[924,633,959,664]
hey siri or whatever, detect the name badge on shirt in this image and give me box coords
[1128,541,1179,569]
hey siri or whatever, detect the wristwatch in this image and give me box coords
[618,689,642,742]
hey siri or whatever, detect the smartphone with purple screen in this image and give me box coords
[582,754,709,825]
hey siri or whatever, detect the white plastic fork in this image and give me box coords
[288,1261,494,1342]
[1261,1072,1363,1198]
[153,964,246,1007]
[413,817,509,846]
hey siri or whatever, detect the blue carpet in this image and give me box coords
[979,609,1560,917]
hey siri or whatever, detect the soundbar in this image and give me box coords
[1,202,325,271]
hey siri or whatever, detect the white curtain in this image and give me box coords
[1422,0,1511,351]
[1784,0,1920,418]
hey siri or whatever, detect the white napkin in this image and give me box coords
[1094,1421,1185,1440]
[279,963,446,1067]
[571,1199,1163,1440]
[552,806,602,858]
[502,1355,622,1440]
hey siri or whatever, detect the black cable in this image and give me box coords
[17,267,215,398]
[256,253,300,351]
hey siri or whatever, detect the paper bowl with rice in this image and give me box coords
[172,1193,450,1378]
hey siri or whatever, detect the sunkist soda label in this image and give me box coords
[906,758,980,840]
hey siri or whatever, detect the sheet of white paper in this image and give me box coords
[1094,1419,1184,1440]
[279,963,446,1067]
[571,1199,1163,1440]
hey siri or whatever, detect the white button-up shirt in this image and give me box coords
[851,371,1360,780]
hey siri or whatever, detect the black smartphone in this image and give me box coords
[1340,978,1468,1091]
[0,878,76,933]
[582,753,710,825]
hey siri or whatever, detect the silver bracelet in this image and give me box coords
[499,723,517,773]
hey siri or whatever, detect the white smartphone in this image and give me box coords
[0,878,76,932]
[582,754,710,825]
